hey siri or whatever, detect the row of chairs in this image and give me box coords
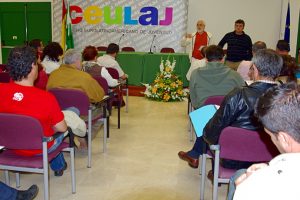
[189,96,279,199]
[0,66,128,199]
[97,46,175,53]
[0,88,111,200]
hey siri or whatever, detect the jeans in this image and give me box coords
[48,133,66,171]
[187,137,255,170]
[187,136,206,159]
[0,181,17,200]
[227,169,247,200]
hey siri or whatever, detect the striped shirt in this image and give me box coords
[218,31,252,62]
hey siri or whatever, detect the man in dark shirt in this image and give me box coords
[218,19,252,71]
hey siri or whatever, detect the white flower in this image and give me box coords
[159,60,164,72]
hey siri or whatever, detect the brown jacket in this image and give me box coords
[47,64,104,103]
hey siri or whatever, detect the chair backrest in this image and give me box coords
[93,75,109,94]
[121,47,135,52]
[203,96,225,106]
[0,113,43,149]
[0,64,7,71]
[48,88,90,115]
[160,47,175,53]
[97,46,107,51]
[219,126,279,162]
[106,67,120,79]
[0,72,10,83]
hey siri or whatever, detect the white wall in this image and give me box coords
[187,0,300,56]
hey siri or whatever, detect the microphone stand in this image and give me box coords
[149,35,156,54]
[118,34,125,47]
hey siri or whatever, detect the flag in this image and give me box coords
[61,0,74,51]
[61,0,67,50]
[284,2,290,44]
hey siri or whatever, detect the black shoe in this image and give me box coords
[16,184,39,200]
[54,162,67,177]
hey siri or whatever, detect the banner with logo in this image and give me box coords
[52,0,188,52]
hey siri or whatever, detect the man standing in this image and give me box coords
[181,19,213,62]
[218,19,252,70]
[231,83,300,200]
[189,45,244,109]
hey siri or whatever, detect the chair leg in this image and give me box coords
[103,117,107,153]
[125,88,128,113]
[118,101,121,129]
[200,154,207,200]
[43,142,49,200]
[213,150,220,200]
[70,148,76,194]
[16,173,20,188]
[87,109,92,168]
[4,170,10,185]
[190,124,195,142]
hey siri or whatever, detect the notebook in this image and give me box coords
[189,105,218,137]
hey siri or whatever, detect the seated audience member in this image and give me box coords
[82,45,118,87]
[276,39,290,56]
[186,46,207,81]
[97,43,128,80]
[28,39,44,60]
[275,40,297,83]
[0,46,68,176]
[237,41,267,81]
[41,42,63,74]
[47,49,104,103]
[28,39,48,90]
[0,181,38,200]
[179,49,283,169]
[189,45,245,109]
[229,83,300,200]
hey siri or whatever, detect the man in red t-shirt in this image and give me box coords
[0,46,68,176]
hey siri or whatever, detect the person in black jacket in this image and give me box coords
[218,19,252,71]
[178,49,283,169]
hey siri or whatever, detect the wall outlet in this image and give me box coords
[12,36,17,40]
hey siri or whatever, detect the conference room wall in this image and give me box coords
[187,0,300,57]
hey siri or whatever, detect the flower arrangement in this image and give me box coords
[143,58,188,102]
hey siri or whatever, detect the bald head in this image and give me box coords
[252,41,267,54]
[196,20,206,33]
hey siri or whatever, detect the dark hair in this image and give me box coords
[280,55,297,82]
[82,45,98,61]
[276,40,290,52]
[41,42,63,62]
[205,45,224,62]
[29,39,42,50]
[255,82,300,143]
[7,46,37,81]
[235,19,245,26]
[252,41,267,53]
[106,43,119,54]
[252,49,282,79]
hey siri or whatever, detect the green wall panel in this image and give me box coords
[0,2,51,63]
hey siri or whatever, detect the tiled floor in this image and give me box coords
[0,96,228,200]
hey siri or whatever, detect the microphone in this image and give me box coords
[149,35,156,54]
[118,34,125,47]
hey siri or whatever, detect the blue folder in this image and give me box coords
[189,105,218,137]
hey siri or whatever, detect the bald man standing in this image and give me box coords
[181,20,213,63]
